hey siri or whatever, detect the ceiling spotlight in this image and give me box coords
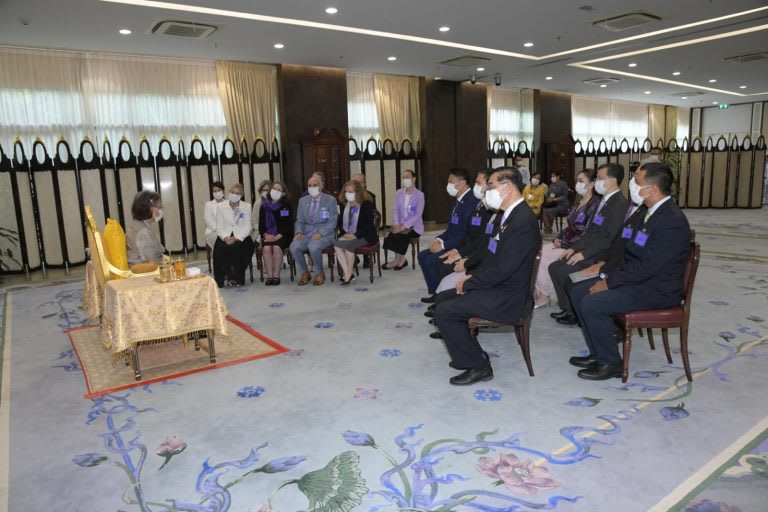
[476,67,485,71]
[523,42,534,47]
[439,26,450,32]
[628,62,637,68]
[470,73,477,84]
[712,101,718,105]
[600,84,608,88]
[644,91,651,94]
[273,43,285,49]
[435,77,442,80]
[387,56,397,61]
[545,76,553,80]
[681,96,688,100]
[119,28,132,35]
[672,71,681,76]
[708,79,717,83]
[739,85,747,89]
[494,73,502,86]
[325,7,338,14]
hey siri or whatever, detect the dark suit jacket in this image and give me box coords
[437,190,480,251]
[463,201,541,324]
[258,200,294,240]
[601,204,647,267]
[337,200,378,244]
[464,208,501,271]
[456,201,492,257]
[604,198,691,302]
[571,191,629,262]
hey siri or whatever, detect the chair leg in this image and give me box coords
[288,254,295,281]
[328,252,335,282]
[515,316,534,377]
[369,255,374,283]
[638,327,644,338]
[661,328,673,364]
[249,261,254,283]
[411,242,417,269]
[258,254,265,283]
[647,329,656,351]
[384,249,388,265]
[622,327,632,383]
[377,248,382,278]
[680,323,692,382]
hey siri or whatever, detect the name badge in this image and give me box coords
[488,238,498,254]
[408,204,417,213]
[450,214,460,225]
[527,194,534,200]
[280,209,290,217]
[621,227,633,239]
[471,215,482,226]
[593,214,605,226]
[320,209,330,219]
[484,223,494,235]
[634,231,649,247]
[549,193,555,198]
[576,212,585,223]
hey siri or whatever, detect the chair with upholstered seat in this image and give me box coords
[613,241,700,383]
[467,248,542,377]
[383,236,420,270]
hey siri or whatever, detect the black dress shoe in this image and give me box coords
[556,314,578,325]
[427,304,436,312]
[424,310,435,318]
[428,318,436,325]
[421,295,436,304]
[577,364,623,380]
[449,364,494,385]
[569,355,598,368]
[429,331,443,339]
[550,309,568,319]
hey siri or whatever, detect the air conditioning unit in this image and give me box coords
[440,56,492,68]
[593,12,661,32]
[724,52,768,63]
[151,21,217,39]
[582,77,622,86]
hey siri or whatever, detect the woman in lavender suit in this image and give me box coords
[382,169,424,270]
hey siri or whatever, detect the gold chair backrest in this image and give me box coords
[84,206,112,288]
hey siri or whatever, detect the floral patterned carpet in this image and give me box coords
[0,210,767,512]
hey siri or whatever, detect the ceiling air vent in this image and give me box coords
[440,55,492,68]
[593,12,661,32]
[724,52,768,63]
[151,21,217,39]
[582,77,622,86]
[672,92,705,97]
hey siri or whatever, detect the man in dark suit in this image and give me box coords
[434,167,541,385]
[568,162,691,380]
[548,163,628,325]
[418,168,479,302]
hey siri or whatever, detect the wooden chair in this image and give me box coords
[383,236,420,270]
[253,243,296,282]
[353,210,383,283]
[613,242,700,383]
[467,248,542,377]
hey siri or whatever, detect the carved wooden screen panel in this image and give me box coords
[54,140,87,264]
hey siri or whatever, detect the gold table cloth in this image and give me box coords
[101,274,229,354]
[82,261,103,322]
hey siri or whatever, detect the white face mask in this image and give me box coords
[472,183,485,200]
[154,208,164,222]
[401,178,413,189]
[594,179,607,195]
[629,177,652,205]
[531,178,540,186]
[270,189,283,201]
[484,183,506,210]
[446,183,459,197]
[308,186,320,198]
[345,192,356,202]
[550,176,557,183]
[212,190,224,201]
[575,182,588,196]
[229,193,241,204]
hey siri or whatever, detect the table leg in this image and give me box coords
[131,346,142,381]
[207,329,216,363]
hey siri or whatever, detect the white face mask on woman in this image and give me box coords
[402,178,413,189]
[345,192,356,203]
[212,190,224,201]
[229,193,241,204]
[270,189,283,201]
[154,208,164,222]
[530,178,540,186]
[575,182,588,196]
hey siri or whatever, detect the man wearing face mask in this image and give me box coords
[417,168,479,303]
[204,181,226,250]
[541,171,570,234]
[213,183,254,287]
[126,190,166,266]
[434,167,540,385]
[513,156,531,185]
[547,163,628,325]
[566,162,691,380]
[290,173,339,286]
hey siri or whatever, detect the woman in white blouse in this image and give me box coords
[204,181,226,249]
[213,183,254,287]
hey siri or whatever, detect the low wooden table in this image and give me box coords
[100,273,229,380]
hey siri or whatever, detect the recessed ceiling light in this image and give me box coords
[545,76,553,80]
[523,42,534,47]
[644,91,651,94]
[600,84,608,88]
[739,85,747,89]
[628,62,637,67]
[672,71,681,76]
[476,67,485,71]
[325,7,338,14]
[708,79,717,83]
[387,56,397,61]
[681,96,688,99]
[119,28,132,35]
[439,26,450,32]
[273,43,284,49]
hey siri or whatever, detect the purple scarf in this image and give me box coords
[263,199,283,235]
[343,202,360,234]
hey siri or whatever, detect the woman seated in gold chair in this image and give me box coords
[126,190,166,269]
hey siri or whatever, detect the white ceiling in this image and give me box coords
[1,0,767,107]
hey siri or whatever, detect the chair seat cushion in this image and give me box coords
[617,307,684,327]
[469,316,500,327]
[355,244,379,255]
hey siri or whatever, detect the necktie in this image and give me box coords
[309,198,319,221]
[644,209,651,223]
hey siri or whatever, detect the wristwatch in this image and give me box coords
[599,272,607,280]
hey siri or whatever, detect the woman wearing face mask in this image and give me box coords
[334,180,378,285]
[204,181,226,250]
[533,169,600,308]
[213,183,254,288]
[258,181,293,285]
[126,190,166,267]
[522,172,548,216]
[251,179,273,242]
[382,169,424,270]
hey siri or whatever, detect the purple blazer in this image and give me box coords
[392,187,425,235]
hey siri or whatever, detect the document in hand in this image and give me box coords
[569,268,600,284]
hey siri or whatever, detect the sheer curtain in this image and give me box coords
[347,72,380,145]
[488,87,534,145]
[676,107,691,141]
[0,47,229,156]
[572,96,649,143]
[216,61,278,144]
